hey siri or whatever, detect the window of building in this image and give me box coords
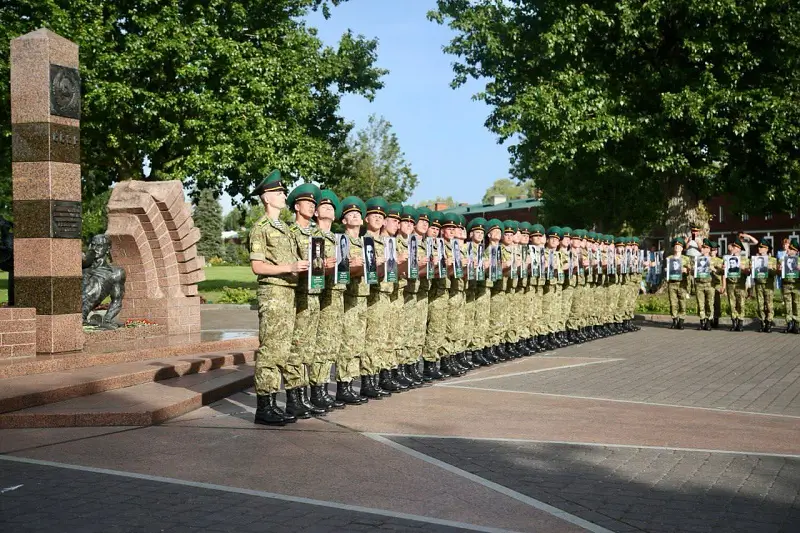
[765,212,773,220]
[741,212,749,222]
[718,205,723,222]
[718,236,727,252]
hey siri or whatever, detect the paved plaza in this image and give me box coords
[1,322,799,532]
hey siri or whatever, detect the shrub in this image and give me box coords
[207,256,227,266]
[217,286,257,305]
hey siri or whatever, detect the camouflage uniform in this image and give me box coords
[502,242,520,344]
[425,240,451,361]
[542,247,564,335]
[666,253,691,319]
[250,216,303,393]
[312,228,345,385]
[753,253,778,324]
[365,230,393,374]
[289,222,321,387]
[446,239,467,355]
[782,247,799,328]
[338,235,369,382]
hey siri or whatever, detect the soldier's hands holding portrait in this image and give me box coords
[290,260,309,273]
[351,255,363,268]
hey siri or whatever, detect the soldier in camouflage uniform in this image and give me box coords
[335,197,371,403]
[753,238,779,332]
[424,211,455,378]
[529,224,548,350]
[311,190,350,408]
[666,237,691,329]
[782,239,799,334]
[413,208,441,380]
[692,239,719,331]
[285,183,327,418]
[722,239,749,332]
[500,220,523,357]
[484,219,506,359]
[559,227,578,344]
[517,222,540,353]
[465,217,493,366]
[395,206,427,385]
[248,171,303,427]
[542,227,564,348]
[440,212,466,376]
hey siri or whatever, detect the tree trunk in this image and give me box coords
[663,180,709,241]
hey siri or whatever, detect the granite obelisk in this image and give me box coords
[10,28,84,353]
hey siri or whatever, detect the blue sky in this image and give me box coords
[221,0,511,212]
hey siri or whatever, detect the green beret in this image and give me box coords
[546,226,561,238]
[467,217,487,233]
[486,218,503,233]
[758,237,772,250]
[458,214,467,228]
[731,239,744,250]
[606,234,614,244]
[250,169,286,197]
[530,224,545,236]
[585,231,594,242]
[615,237,626,246]
[340,196,366,220]
[417,207,431,222]
[632,236,640,245]
[287,183,320,211]
[386,202,403,220]
[671,236,686,248]
[561,226,573,238]
[690,225,701,232]
[429,210,443,228]
[400,206,418,223]
[575,229,586,238]
[442,212,460,228]
[365,197,388,217]
[503,220,518,233]
[519,222,532,235]
[317,189,341,219]
[702,238,712,248]
[708,240,719,249]
[789,239,798,251]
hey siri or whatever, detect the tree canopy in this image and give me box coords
[481,178,537,204]
[430,0,800,234]
[0,0,386,216]
[416,196,459,209]
[194,189,224,259]
[327,114,418,203]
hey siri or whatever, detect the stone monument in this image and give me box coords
[10,29,84,353]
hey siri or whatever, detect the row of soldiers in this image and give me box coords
[665,235,799,333]
[248,171,641,427]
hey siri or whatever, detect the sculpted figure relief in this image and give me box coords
[82,235,126,329]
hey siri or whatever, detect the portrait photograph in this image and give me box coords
[426,237,435,280]
[489,245,499,281]
[334,233,350,285]
[694,255,711,280]
[530,246,540,277]
[436,237,447,278]
[384,237,398,283]
[667,257,683,281]
[753,255,769,279]
[408,234,419,279]
[308,237,326,290]
[784,255,799,280]
[453,238,463,278]
[363,236,378,284]
[466,241,475,281]
[476,243,485,281]
[724,254,740,280]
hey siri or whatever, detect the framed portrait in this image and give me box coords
[694,255,711,280]
[724,254,740,280]
[466,242,475,281]
[453,239,464,278]
[426,237,435,280]
[384,237,398,283]
[408,234,419,280]
[784,255,799,280]
[667,256,683,281]
[476,243,485,281]
[753,255,769,280]
[334,234,350,285]
[362,236,379,285]
[308,236,326,290]
[436,237,447,278]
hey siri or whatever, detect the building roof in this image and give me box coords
[442,197,543,217]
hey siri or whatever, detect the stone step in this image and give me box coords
[0,350,255,415]
[0,362,255,428]
[0,335,257,379]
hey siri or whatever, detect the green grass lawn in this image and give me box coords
[0,271,6,303]
[199,265,257,304]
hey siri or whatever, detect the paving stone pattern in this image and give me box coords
[466,326,800,416]
[392,437,800,533]
[0,461,475,533]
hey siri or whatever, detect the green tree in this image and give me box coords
[329,114,418,202]
[481,179,537,204]
[194,189,224,259]
[81,189,112,243]
[0,0,386,214]
[430,1,800,236]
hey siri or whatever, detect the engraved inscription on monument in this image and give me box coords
[11,123,80,164]
[50,64,81,119]
[51,200,82,239]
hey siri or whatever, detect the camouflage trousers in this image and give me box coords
[505,287,521,343]
[447,287,466,354]
[365,290,392,374]
[695,282,715,320]
[726,283,746,319]
[469,284,491,349]
[754,284,774,322]
[337,294,366,381]
[530,285,544,335]
[311,288,344,385]
[607,280,622,323]
[561,285,576,331]
[615,280,628,323]
[489,286,507,344]
[667,281,687,319]
[586,283,599,326]
[289,290,319,388]
[566,284,583,330]
[517,286,532,339]
[255,284,302,394]
[542,282,562,334]
[400,290,418,364]
[424,285,449,361]
[783,282,798,322]
[412,289,430,359]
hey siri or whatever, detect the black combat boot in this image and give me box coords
[299,387,327,415]
[320,383,345,409]
[471,350,485,367]
[379,369,402,392]
[735,318,744,332]
[697,319,706,331]
[729,319,737,331]
[284,388,312,419]
[793,320,800,334]
[358,375,382,399]
[670,318,678,329]
[482,346,497,364]
[704,319,712,331]
[393,366,415,388]
[765,320,773,333]
[309,385,331,411]
[440,356,460,377]
[336,381,365,405]
[711,317,719,329]
[677,318,685,330]
[507,342,522,358]
[423,360,445,380]
[450,353,468,373]
[406,362,427,384]
[254,393,287,426]
[372,373,393,396]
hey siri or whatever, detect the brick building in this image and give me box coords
[437,195,543,224]
[707,195,799,252]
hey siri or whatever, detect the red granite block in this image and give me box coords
[3,331,36,345]
[36,314,84,354]
[12,308,36,320]
[181,285,199,296]
[12,162,81,201]
[177,257,202,275]
[0,346,14,359]
[0,318,36,333]
[173,227,200,252]
[0,309,13,322]
[165,205,191,231]
[14,238,82,277]
[12,344,36,358]
[181,269,205,285]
